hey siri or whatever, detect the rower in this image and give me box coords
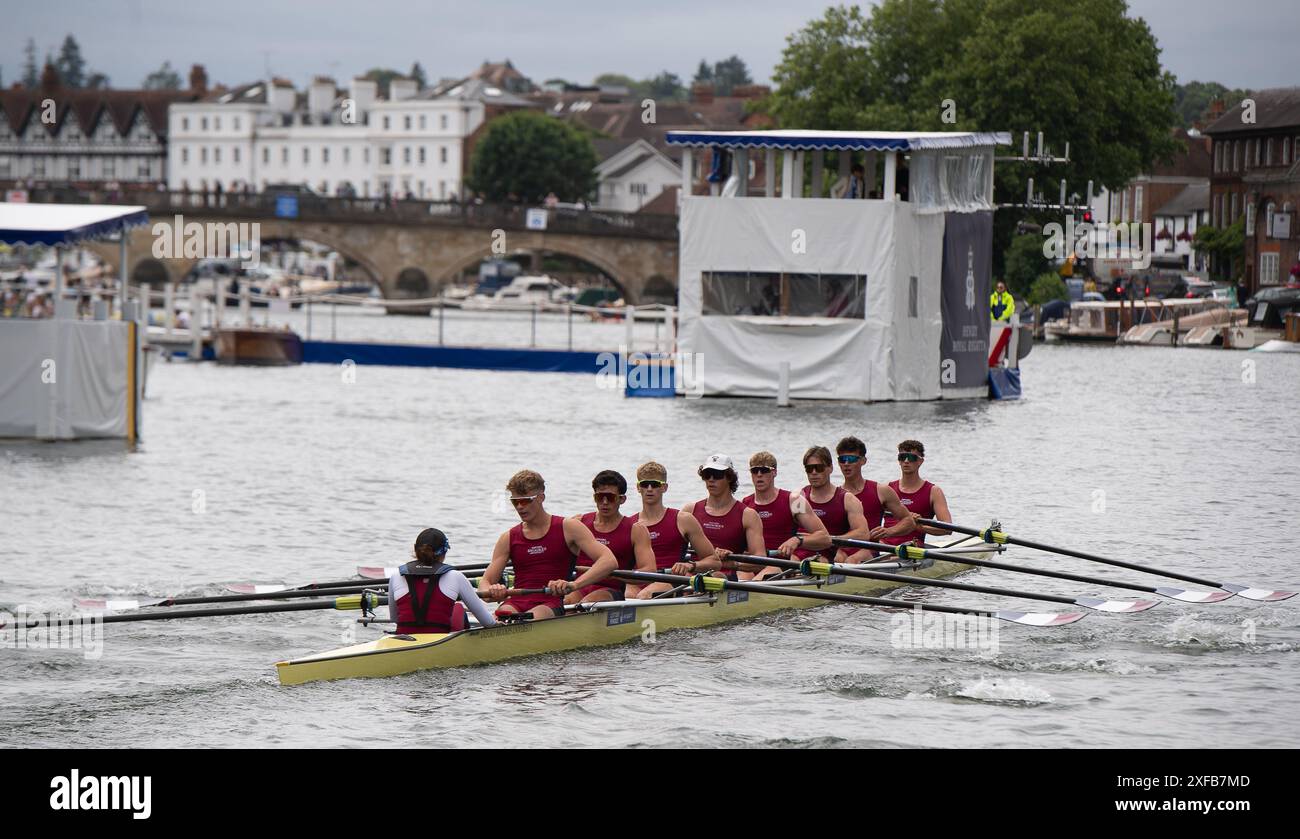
[388,528,498,634]
[567,469,657,604]
[742,451,830,578]
[834,435,917,560]
[629,461,718,598]
[798,445,870,564]
[480,469,618,620]
[880,440,953,547]
[684,454,765,580]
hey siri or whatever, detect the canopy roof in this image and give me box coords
[666,129,1011,152]
[0,203,149,246]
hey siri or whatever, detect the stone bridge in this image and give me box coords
[43,190,679,304]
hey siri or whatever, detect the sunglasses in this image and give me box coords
[509,494,539,506]
[593,492,622,504]
[638,480,665,489]
[700,469,727,481]
[837,454,863,464]
[897,453,922,463]
[804,463,828,473]
[749,466,773,475]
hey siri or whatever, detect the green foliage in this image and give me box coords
[56,35,85,88]
[1026,272,1069,305]
[1003,233,1050,299]
[1193,219,1245,280]
[1174,80,1250,128]
[467,111,599,203]
[360,68,403,98]
[646,71,686,100]
[766,0,1180,274]
[409,62,427,90]
[142,61,182,90]
[22,38,38,88]
[693,60,713,83]
[690,56,752,94]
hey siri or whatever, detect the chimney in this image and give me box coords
[689,82,713,105]
[308,76,336,116]
[189,64,209,95]
[389,76,417,101]
[350,78,377,120]
[269,78,296,113]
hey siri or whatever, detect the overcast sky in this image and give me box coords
[3,0,1295,93]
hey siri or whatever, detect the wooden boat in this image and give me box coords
[277,538,989,686]
[214,326,302,365]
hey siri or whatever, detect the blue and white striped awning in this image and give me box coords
[0,203,149,247]
[666,129,1011,152]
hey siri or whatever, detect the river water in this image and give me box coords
[2,319,1297,748]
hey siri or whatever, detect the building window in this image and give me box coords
[1285,139,1292,166]
[103,157,115,178]
[419,147,426,164]
[1246,202,1255,236]
[630,183,648,196]
[201,117,208,131]
[1233,141,1240,171]
[201,147,208,164]
[383,116,391,130]
[1213,143,1220,173]
[182,147,189,164]
[1265,201,1276,237]
[364,147,371,164]
[1134,185,1143,220]
[1255,138,1262,167]
[1230,192,1238,221]
[233,146,240,163]
[282,147,289,164]
[419,115,426,129]
[440,114,448,130]
[234,117,241,131]
[1121,190,1128,221]
[303,147,310,164]
[262,147,269,164]
[1265,137,1273,166]
[68,159,81,179]
[1259,252,1279,286]
[214,147,221,163]
[343,147,350,164]
[215,117,221,131]
[403,146,411,164]
[701,271,868,318]
[404,115,411,130]
[182,117,189,131]
[440,146,448,164]
[322,147,330,164]
[381,147,391,166]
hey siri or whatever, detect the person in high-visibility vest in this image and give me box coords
[990,280,1015,322]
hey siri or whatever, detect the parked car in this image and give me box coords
[1243,285,1300,327]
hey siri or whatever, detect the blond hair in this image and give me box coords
[506,469,545,496]
[636,461,667,482]
[749,451,777,469]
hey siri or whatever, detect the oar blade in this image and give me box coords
[1074,596,1159,613]
[357,566,397,579]
[73,598,164,611]
[994,610,1086,626]
[224,583,292,595]
[1219,583,1296,602]
[1155,586,1234,603]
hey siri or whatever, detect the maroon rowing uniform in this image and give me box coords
[577,511,635,592]
[881,480,935,546]
[504,514,574,613]
[797,485,848,559]
[853,480,884,531]
[631,508,687,570]
[742,488,797,554]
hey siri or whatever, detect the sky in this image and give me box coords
[2,0,1295,93]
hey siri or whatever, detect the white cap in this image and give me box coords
[700,453,734,472]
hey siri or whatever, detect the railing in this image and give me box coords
[19,187,681,240]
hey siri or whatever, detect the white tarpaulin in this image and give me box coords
[679,197,946,401]
[0,320,131,439]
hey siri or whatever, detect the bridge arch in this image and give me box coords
[438,243,637,302]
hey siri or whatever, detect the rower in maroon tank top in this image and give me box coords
[741,450,831,578]
[796,445,870,562]
[568,469,656,604]
[686,454,765,580]
[880,440,953,547]
[834,435,919,561]
[480,469,618,621]
[628,461,718,599]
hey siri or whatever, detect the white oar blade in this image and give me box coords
[1219,583,1296,602]
[1074,596,1159,613]
[74,598,164,611]
[1155,586,1234,603]
[224,583,292,595]
[357,566,397,579]
[994,610,1086,626]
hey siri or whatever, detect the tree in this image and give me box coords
[1026,272,1068,305]
[56,34,86,87]
[22,38,39,88]
[594,72,638,90]
[361,68,403,98]
[1193,219,1245,281]
[646,71,686,100]
[711,55,752,95]
[1173,80,1251,128]
[85,72,111,89]
[692,60,713,84]
[143,61,182,90]
[409,62,427,90]
[767,0,1179,276]
[1003,233,1050,299]
[467,111,598,203]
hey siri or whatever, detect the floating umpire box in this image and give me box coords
[665,128,1014,401]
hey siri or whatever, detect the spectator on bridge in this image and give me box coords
[2,289,20,317]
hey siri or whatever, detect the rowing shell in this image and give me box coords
[276,539,988,686]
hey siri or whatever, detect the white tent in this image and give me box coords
[666,129,1009,402]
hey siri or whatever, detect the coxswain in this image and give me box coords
[567,469,657,604]
[834,435,917,560]
[742,451,830,578]
[684,454,766,580]
[480,469,618,620]
[880,440,953,546]
[388,528,497,633]
[629,461,717,598]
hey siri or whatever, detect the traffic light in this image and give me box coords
[1082,210,1094,224]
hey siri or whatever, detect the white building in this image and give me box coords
[592,139,682,212]
[1152,183,1209,272]
[168,75,534,199]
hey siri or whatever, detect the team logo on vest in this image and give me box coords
[757,510,772,519]
[702,521,722,532]
[50,770,152,819]
[648,529,661,540]
[527,545,547,555]
[814,508,827,517]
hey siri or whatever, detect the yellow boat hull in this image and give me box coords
[276,551,983,686]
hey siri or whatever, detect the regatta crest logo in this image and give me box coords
[50,769,151,819]
[151,214,260,268]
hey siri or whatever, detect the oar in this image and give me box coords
[357,563,493,580]
[833,536,1232,603]
[224,577,378,595]
[728,554,1156,613]
[3,594,387,628]
[76,584,386,612]
[601,568,1085,626]
[919,519,1296,602]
